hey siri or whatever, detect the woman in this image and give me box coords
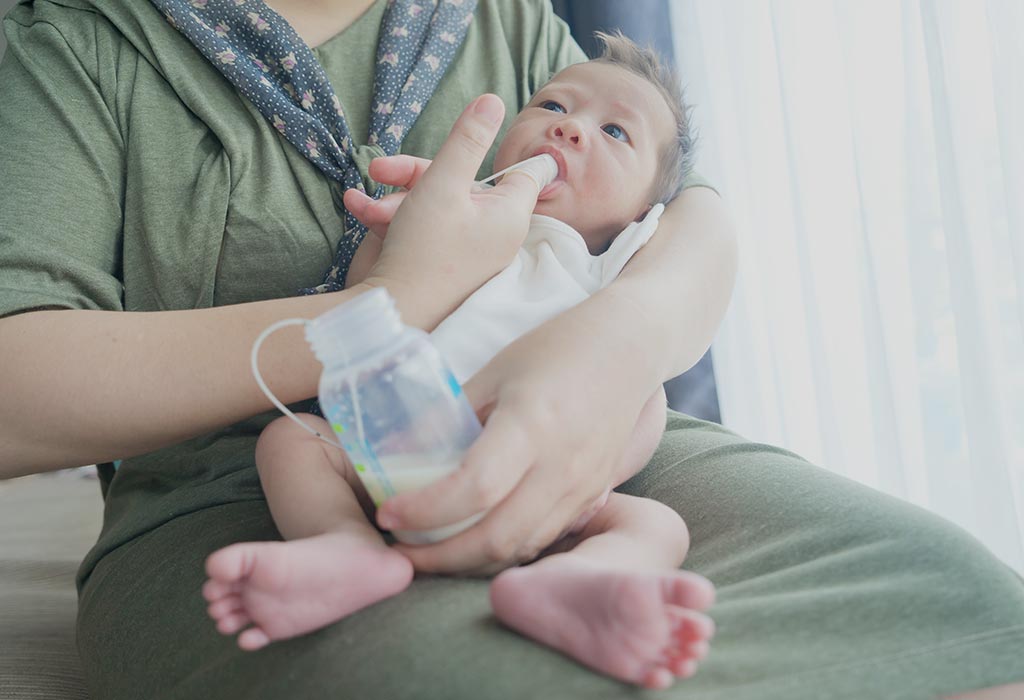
[0,1,1021,698]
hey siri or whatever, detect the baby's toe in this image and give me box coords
[669,607,716,646]
[202,578,241,602]
[686,639,710,661]
[669,657,699,678]
[641,667,675,690]
[238,626,271,651]
[207,594,245,620]
[216,611,252,635]
[663,572,715,610]
[205,543,257,582]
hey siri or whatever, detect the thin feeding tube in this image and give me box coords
[250,318,344,448]
[251,155,556,447]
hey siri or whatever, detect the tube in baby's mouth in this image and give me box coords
[475,153,558,192]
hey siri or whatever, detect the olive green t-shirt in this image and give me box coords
[0,0,708,583]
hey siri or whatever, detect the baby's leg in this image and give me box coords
[489,493,715,690]
[203,414,413,650]
[615,385,668,485]
[563,387,668,536]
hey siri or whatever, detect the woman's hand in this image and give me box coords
[344,150,494,245]
[344,155,426,288]
[375,289,662,575]
[343,155,428,242]
[351,94,542,329]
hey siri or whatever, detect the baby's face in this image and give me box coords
[494,62,675,250]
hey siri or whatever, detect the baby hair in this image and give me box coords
[591,31,695,205]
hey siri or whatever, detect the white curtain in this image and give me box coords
[671,0,1024,572]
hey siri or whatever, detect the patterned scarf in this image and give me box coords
[151,0,478,293]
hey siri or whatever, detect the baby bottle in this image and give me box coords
[304,287,485,544]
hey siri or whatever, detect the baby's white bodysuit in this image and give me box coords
[432,203,665,383]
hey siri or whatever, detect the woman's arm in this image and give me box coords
[0,293,356,477]
[373,187,737,574]
[0,95,539,479]
[351,180,737,384]
[0,278,496,477]
[610,186,739,382]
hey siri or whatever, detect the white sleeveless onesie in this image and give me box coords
[432,203,664,383]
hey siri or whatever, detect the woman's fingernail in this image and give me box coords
[473,94,504,125]
[377,511,397,529]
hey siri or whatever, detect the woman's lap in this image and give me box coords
[77,412,1024,700]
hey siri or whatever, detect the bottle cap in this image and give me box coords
[306,287,402,367]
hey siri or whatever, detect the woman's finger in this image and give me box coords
[343,188,406,233]
[376,404,536,532]
[511,489,601,559]
[342,187,374,221]
[415,94,505,197]
[367,154,432,190]
[362,193,405,229]
[483,168,545,202]
[392,453,588,574]
[460,487,591,576]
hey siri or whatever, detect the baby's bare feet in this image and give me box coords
[490,562,715,689]
[203,532,412,650]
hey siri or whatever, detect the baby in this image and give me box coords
[203,33,715,691]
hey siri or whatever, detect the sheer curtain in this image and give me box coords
[671,0,1024,572]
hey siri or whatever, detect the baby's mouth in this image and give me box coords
[532,146,568,183]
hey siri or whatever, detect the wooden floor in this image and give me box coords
[0,473,103,700]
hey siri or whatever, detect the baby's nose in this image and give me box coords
[552,124,585,147]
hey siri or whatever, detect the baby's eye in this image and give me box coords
[540,100,566,113]
[603,124,629,142]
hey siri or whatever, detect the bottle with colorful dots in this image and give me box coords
[305,287,485,544]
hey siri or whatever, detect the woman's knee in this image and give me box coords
[884,504,1023,599]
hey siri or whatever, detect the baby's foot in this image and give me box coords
[490,562,715,689]
[203,532,413,650]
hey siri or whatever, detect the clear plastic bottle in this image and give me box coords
[305,287,485,544]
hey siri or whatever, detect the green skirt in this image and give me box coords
[76,412,1024,699]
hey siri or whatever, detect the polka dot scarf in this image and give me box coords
[151,0,478,293]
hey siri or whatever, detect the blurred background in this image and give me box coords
[555,0,1022,572]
